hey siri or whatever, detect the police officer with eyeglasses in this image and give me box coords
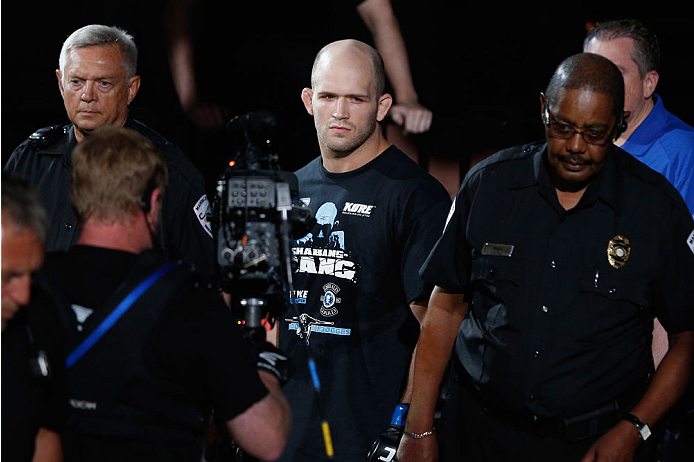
[397,53,694,462]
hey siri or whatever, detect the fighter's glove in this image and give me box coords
[255,341,294,387]
[366,403,409,462]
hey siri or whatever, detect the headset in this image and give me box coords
[140,178,157,214]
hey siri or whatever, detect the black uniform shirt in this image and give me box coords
[3,119,216,280]
[420,141,694,418]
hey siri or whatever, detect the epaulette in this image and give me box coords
[28,125,69,149]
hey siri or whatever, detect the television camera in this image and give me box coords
[212,111,314,342]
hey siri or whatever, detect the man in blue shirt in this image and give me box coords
[584,19,694,216]
[585,19,694,460]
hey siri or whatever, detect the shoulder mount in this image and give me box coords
[28,125,69,149]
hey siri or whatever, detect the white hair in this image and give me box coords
[58,24,138,80]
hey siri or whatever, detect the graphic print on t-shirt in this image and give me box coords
[287,200,367,344]
[284,313,351,345]
[293,201,358,282]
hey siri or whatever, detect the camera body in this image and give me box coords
[213,111,313,340]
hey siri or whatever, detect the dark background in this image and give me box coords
[3,5,693,192]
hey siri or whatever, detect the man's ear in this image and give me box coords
[376,93,393,122]
[642,70,659,100]
[56,70,65,97]
[539,92,548,124]
[301,88,314,115]
[127,75,141,106]
[145,187,162,227]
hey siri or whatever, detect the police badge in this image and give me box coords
[607,236,631,269]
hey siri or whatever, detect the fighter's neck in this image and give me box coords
[321,135,391,174]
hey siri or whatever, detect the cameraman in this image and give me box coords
[35,125,291,461]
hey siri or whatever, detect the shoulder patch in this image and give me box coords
[687,228,694,255]
[444,197,456,229]
[193,194,213,238]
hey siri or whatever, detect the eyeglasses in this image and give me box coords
[543,108,614,146]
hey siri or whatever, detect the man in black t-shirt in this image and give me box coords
[35,125,292,462]
[398,53,694,462]
[276,40,450,462]
[2,173,67,461]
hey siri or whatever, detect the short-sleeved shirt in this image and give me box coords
[278,145,451,461]
[421,141,694,418]
[40,246,267,461]
[3,119,216,280]
[621,94,694,216]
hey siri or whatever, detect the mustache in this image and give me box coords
[556,154,595,166]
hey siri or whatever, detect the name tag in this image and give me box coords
[481,242,515,257]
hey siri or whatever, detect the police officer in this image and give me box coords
[35,125,292,462]
[398,53,694,462]
[3,24,216,280]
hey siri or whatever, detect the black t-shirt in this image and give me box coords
[42,246,267,461]
[420,142,694,418]
[1,287,68,461]
[278,145,451,461]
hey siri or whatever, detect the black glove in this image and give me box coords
[255,342,294,387]
[367,404,409,462]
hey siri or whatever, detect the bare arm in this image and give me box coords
[652,318,669,369]
[164,0,227,129]
[399,298,428,403]
[32,427,63,462]
[226,370,292,461]
[580,330,693,462]
[397,287,468,462]
[357,0,432,134]
[267,319,279,347]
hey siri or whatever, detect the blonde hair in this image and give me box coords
[71,126,167,224]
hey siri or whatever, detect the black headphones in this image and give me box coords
[617,115,628,135]
[140,178,157,213]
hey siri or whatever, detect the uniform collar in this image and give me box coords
[506,142,544,190]
[41,118,137,162]
[39,124,77,156]
[38,124,77,171]
[577,147,623,214]
[512,142,623,214]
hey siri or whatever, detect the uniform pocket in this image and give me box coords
[578,266,648,308]
[470,255,524,290]
[469,256,525,329]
